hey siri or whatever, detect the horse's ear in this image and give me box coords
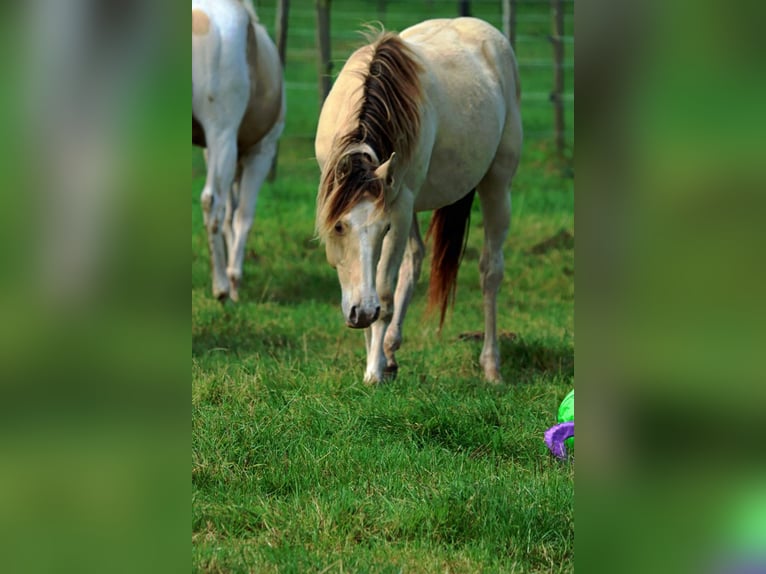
[374,152,398,205]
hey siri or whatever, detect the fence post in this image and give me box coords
[316,0,332,107]
[268,0,290,182]
[275,0,289,66]
[502,0,517,51]
[458,0,471,17]
[550,0,565,157]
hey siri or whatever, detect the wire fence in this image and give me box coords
[257,0,574,154]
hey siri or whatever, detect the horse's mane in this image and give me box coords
[317,30,423,236]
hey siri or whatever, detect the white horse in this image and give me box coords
[192,0,285,302]
[315,18,522,384]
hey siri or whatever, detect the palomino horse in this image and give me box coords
[192,0,285,301]
[315,18,522,384]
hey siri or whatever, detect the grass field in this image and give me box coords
[193,1,574,571]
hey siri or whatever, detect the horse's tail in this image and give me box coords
[426,188,476,331]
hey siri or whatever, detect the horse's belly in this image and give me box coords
[412,126,503,213]
[414,170,485,212]
[192,115,206,148]
[236,98,280,151]
[237,22,283,152]
[411,71,507,210]
[403,17,516,210]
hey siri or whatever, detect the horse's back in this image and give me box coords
[402,18,517,107]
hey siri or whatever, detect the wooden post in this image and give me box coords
[502,0,517,51]
[275,0,289,67]
[268,0,290,182]
[458,0,471,17]
[377,0,387,21]
[550,0,565,157]
[316,0,332,107]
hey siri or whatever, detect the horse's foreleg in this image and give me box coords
[364,202,413,385]
[226,134,279,302]
[364,323,388,384]
[383,216,425,375]
[477,180,512,383]
[201,131,239,302]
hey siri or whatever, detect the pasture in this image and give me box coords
[193,1,574,572]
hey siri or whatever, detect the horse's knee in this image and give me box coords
[378,292,394,322]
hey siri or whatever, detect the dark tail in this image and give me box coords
[426,189,476,330]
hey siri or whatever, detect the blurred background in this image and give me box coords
[577,0,766,572]
[0,0,763,571]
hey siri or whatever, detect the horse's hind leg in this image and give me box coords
[201,129,240,301]
[476,171,514,383]
[383,216,425,375]
[223,164,241,259]
[226,122,282,302]
[194,14,249,301]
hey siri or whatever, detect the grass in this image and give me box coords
[193,2,573,572]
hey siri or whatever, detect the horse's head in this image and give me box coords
[318,146,399,328]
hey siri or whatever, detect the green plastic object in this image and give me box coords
[557,390,574,451]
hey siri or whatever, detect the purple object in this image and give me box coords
[545,422,574,459]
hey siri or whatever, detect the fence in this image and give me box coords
[255,0,573,162]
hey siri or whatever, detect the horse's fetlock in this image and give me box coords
[384,328,402,354]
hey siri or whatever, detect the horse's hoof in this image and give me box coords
[383,363,399,379]
[485,372,503,385]
[215,292,230,304]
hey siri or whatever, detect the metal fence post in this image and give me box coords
[316,0,332,107]
[502,0,517,50]
[268,0,290,182]
[550,0,566,157]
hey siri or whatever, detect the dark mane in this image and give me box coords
[317,31,423,236]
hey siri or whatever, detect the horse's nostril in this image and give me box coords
[349,306,358,325]
[373,306,381,322]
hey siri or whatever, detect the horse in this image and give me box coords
[192,0,285,302]
[315,18,522,385]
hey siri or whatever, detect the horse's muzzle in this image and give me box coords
[346,305,380,329]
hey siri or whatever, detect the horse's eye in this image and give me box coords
[334,222,344,235]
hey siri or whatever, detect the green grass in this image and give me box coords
[193,2,573,571]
